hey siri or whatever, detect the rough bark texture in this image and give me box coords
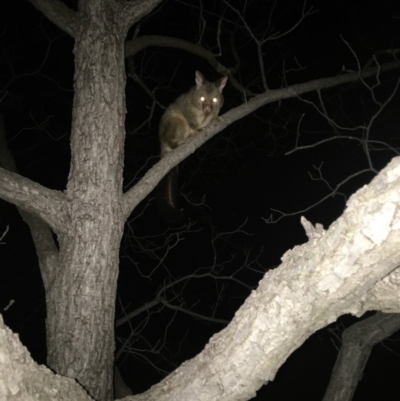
[0,315,93,401]
[127,155,400,401]
[0,114,60,292]
[2,156,400,401]
[1,1,400,400]
[43,2,127,400]
[0,1,165,400]
[322,312,400,401]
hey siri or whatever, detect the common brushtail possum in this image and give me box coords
[157,71,228,224]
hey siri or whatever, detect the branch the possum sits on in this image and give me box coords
[157,71,228,224]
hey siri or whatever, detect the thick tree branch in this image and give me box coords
[0,316,92,401]
[4,154,400,401]
[0,167,67,234]
[323,312,400,401]
[0,114,59,291]
[122,59,400,218]
[27,0,76,37]
[122,0,164,30]
[127,155,400,401]
[125,35,249,95]
[361,268,400,313]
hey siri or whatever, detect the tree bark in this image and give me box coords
[1,1,400,400]
[44,2,127,400]
[127,155,400,401]
[2,155,400,401]
[0,315,93,401]
[322,312,400,401]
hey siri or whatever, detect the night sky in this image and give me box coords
[1,0,400,400]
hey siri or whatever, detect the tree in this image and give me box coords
[1,1,400,400]
[2,156,400,401]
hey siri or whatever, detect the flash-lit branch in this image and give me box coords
[122,58,400,218]
[122,0,164,30]
[270,54,400,224]
[0,114,60,290]
[28,0,76,37]
[125,35,250,95]
[0,167,67,233]
[323,313,400,401]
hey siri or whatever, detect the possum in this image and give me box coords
[157,71,228,224]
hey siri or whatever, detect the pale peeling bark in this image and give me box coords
[128,155,400,401]
[2,155,400,401]
[2,2,400,401]
[0,315,92,401]
[360,268,400,312]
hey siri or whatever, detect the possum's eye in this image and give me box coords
[200,96,205,102]
[212,98,218,103]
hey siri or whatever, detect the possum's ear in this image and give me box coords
[216,76,228,92]
[195,71,206,87]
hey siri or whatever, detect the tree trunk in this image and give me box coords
[45,3,127,400]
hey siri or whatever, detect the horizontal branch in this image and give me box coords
[0,167,67,233]
[122,0,164,30]
[28,0,76,37]
[122,59,400,218]
[125,35,249,95]
[129,152,400,401]
[221,59,400,128]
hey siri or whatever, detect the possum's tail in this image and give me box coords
[156,166,184,225]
